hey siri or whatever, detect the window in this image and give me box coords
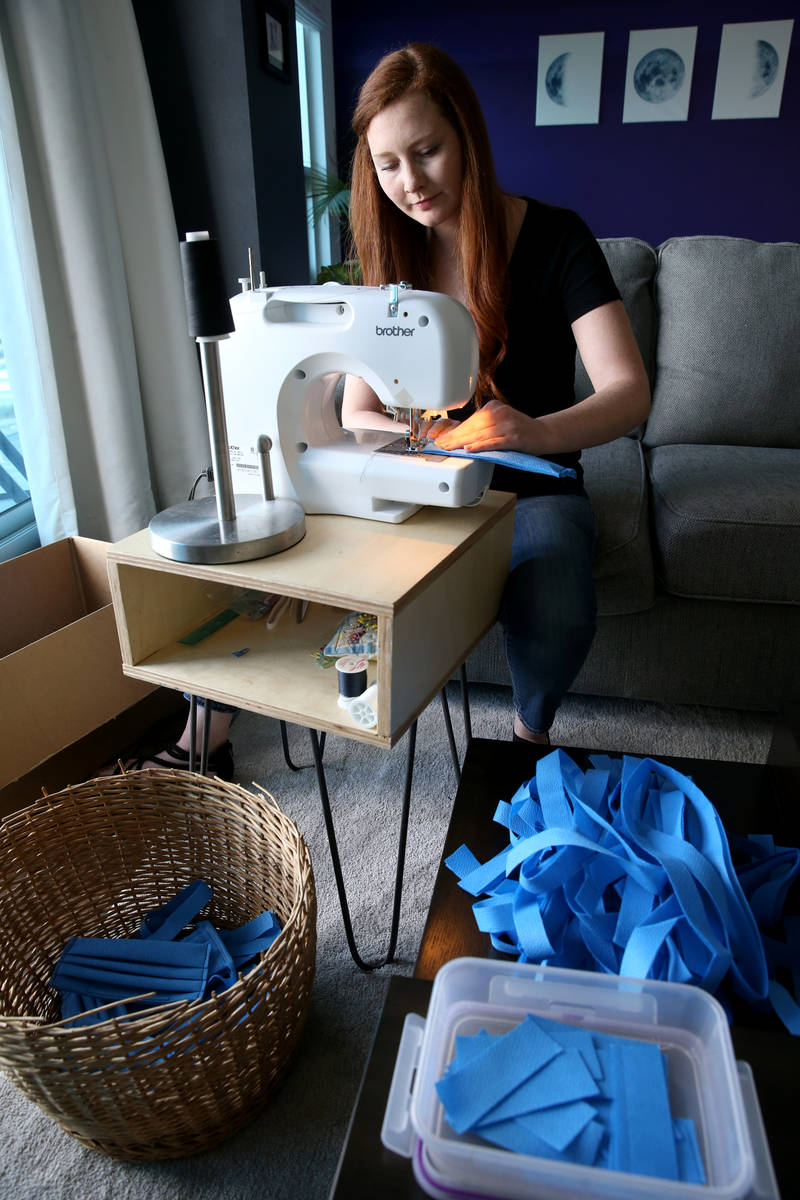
[295,1,340,281]
[0,167,39,561]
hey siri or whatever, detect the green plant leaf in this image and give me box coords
[307,165,350,229]
[316,260,362,285]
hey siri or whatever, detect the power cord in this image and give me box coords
[187,467,214,501]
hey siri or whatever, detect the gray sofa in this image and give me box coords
[467,235,800,712]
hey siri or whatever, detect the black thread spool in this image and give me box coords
[179,232,236,522]
[180,232,235,339]
[336,656,368,707]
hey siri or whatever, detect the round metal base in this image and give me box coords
[149,494,306,564]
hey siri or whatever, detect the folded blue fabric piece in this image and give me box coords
[482,1099,597,1155]
[52,880,283,1027]
[182,921,237,994]
[437,1015,704,1182]
[476,1047,598,1125]
[420,444,577,479]
[51,936,210,1005]
[435,1013,562,1134]
[445,750,800,1033]
[605,1038,678,1179]
[139,878,212,940]
[219,909,282,969]
[59,992,130,1026]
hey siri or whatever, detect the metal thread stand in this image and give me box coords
[184,663,473,971]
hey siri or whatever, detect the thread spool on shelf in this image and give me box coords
[347,684,378,729]
[335,657,369,708]
[334,657,378,730]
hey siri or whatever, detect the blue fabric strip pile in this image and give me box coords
[50,879,282,1026]
[445,750,800,1032]
[435,1013,705,1181]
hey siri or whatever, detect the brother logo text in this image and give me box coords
[375,325,415,336]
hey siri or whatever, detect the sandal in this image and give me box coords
[111,741,235,781]
[512,730,551,746]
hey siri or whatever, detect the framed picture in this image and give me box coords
[536,32,605,126]
[259,1,291,83]
[712,20,795,120]
[622,27,697,123]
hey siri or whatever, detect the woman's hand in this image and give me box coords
[419,416,459,440]
[432,399,543,453]
[433,301,651,456]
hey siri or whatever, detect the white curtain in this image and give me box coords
[0,0,209,544]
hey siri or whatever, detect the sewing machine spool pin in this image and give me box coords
[257,434,275,501]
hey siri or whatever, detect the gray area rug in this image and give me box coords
[0,686,773,1199]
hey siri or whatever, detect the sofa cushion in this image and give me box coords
[582,438,655,615]
[575,238,658,420]
[648,444,800,603]
[645,237,800,449]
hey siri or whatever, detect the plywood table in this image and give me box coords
[107,492,515,967]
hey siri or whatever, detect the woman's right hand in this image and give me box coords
[418,416,459,441]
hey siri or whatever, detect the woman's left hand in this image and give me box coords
[432,399,541,453]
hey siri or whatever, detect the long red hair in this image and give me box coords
[349,43,510,403]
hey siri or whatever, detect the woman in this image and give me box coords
[342,42,650,744]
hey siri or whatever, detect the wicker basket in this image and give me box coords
[0,769,316,1160]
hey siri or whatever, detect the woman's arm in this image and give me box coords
[432,300,650,454]
[341,374,409,433]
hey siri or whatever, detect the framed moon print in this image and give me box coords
[535,32,605,126]
[712,20,794,120]
[622,27,697,123]
[259,1,291,83]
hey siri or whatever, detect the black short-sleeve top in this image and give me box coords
[482,197,620,498]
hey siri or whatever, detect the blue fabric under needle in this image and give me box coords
[420,443,578,478]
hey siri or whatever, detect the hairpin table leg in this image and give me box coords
[459,662,472,745]
[309,722,416,971]
[440,687,461,783]
[281,720,325,771]
[200,699,211,775]
[188,695,197,772]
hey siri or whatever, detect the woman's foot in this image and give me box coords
[512,715,551,745]
[109,741,234,780]
[101,708,235,778]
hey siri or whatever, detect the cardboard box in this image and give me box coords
[0,537,156,791]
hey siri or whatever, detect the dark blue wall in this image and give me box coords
[331,1,799,246]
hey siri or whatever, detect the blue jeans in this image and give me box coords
[499,492,598,735]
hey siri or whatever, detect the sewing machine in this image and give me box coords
[219,282,494,523]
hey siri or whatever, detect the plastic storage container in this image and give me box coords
[382,958,778,1200]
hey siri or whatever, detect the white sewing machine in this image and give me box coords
[218,282,493,523]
